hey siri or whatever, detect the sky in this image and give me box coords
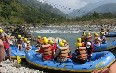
[38,0,104,14]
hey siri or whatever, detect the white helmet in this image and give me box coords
[87,42,91,46]
[86,42,91,48]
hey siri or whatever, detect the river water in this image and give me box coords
[31,32,116,57]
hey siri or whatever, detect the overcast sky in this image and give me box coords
[38,0,104,14]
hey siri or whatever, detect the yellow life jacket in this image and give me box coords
[58,46,69,58]
[77,47,87,60]
[42,44,52,56]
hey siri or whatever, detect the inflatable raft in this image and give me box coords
[7,45,26,58]
[7,45,38,59]
[105,32,116,37]
[25,50,115,72]
[7,45,27,58]
[94,41,116,51]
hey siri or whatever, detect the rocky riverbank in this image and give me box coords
[0,59,44,73]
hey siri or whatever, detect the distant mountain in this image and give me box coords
[69,0,116,17]
[89,3,116,13]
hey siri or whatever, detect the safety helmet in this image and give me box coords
[100,32,105,35]
[94,32,99,37]
[62,40,66,43]
[24,38,27,42]
[59,42,64,47]
[38,36,41,39]
[77,38,82,43]
[76,43,82,47]
[83,32,86,36]
[49,40,54,45]
[18,35,21,38]
[88,32,91,36]
[0,29,3,33]
[43,37,47,40]
[86,42,91,46]
[43,38,48,44]
[86,42,91,48]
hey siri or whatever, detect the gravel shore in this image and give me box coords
[0,59,44,73]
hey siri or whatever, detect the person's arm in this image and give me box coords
[90,44,94,56]
[54,49,60,58]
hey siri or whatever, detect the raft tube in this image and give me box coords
[94,41,116,51]
[25,50,115,72]
[8,45,39,58]
[7,45,25,58]
[105,32,116,37]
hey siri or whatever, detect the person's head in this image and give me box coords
[86,42,91,48]
[62,39,68,45]
[77,38,82,43]
[24,38,27,42]
[87,37,92,42]
[76,43,82,48]
[43,38,48,45]
[94,32,99,37]
[18,35,21,39]
[82,32,86,36]
[95,38,101,44]
[101,28,105,32]
[59,42,64,47]
[48,40,54,45]
[27,41,30,45]
[0,29,3,35]
[87,32,91,36]
[38,36,41,39]
[100,32,105,36]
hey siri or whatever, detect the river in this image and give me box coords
[31,32,116,57]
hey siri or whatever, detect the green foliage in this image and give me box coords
[75,12,116,21]
[0,0,66,24]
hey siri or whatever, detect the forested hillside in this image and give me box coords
[0,0,66,24]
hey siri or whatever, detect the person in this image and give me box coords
[76,38,85,47]
[94,37,101,46]
[38,38,55,61]
[0,39,6,67]
[36,36,43,48]
[0,29,7,38]
[100,32,107,44]
[81,32,87,43]
[22,38,28,50]
[54,42,72,62]
[94,32,99,39]
[0,29,7,62]
[17,35,23,50]
[86,42,94,61]
[87,32,92,41]
[62,39,69,47]
[100,28,105,32]
[105,29,110,34]
[73,43,87,64]
[26,41,32,51]
[2,35,11,60]
[48,40,57,55]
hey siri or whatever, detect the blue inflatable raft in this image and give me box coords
[105,32,116,37]
[25,50,115,72]
[94,41,116,51]
[8,45,38,58]
[6,45,26,58]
